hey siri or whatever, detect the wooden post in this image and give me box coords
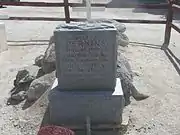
[86,116,91,135]
[86,0,91,21]
[64,0,70,23]
[161,1,173,50]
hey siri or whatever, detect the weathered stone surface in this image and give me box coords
[9,82,30,103]
[42,36,56,74]
[116,53,149,105]
[11,91,27,101]
[117,33,129,47]
[54,22,117,90]
[117,52,133,80]
[11,83,30,95]
[27,71,55,101]
[14,65,40,86]
[37,20,147,106]
[39,19,128,75]
[89,19,126,33]
[89,19,129,47]
[35,55,44,67]
[38,33,147,106]
[48,78,124,125]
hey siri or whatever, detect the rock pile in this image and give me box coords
[9,37,56,103]
[9,20,148,105]
[90,19,129,47]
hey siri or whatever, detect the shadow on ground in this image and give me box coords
[7,83,31,105]
[129,42,180,76]
[129,41,162,49]
[7,93,39,109]
[7,85,47,110]
[164,48,180,76]
[22,100,37,110]
[39,105,51,127]
[0,6,6,9]
[7,96,22,105]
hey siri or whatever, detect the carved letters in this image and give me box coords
[62,35,108,76]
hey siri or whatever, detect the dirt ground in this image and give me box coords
[0,2,180,135]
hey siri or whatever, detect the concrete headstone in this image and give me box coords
[54,22,117,90]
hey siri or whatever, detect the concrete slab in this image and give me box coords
[48,78,124,125]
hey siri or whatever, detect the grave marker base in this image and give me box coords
[48,78,124,125]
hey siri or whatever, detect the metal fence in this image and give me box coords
[0,0,179,49]
[162,0,180,49]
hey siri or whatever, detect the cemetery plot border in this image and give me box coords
[0,0,180,49]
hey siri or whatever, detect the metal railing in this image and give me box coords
[162,0,180,49]
[0,1,167,23]
[0,0,179,49]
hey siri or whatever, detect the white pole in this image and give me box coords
[86,116,91,135]
[0,22,8,53]
[86,0,91,21]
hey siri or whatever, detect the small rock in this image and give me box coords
[117,33,129,47]
[9,117,13,121]
[39,104,44,107]
[117,52,132,76]
[42,36,56,74]
[14,65,40,86]
[13,121,19,127]
[117,53,149,105]
[35,55,44,67]
[10,83,31,99]
[11,91,27,101]
[89,19,129,47]
[133,71,141,77]
[121,107,130,128]
[36,68,45,78]
[27,71,56,101]
[90,19,126,33]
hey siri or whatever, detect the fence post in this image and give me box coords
[64,0,70,23]
[161,1,173,50]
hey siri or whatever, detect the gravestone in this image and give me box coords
[54,22,117,91]
[48,21,124,127]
